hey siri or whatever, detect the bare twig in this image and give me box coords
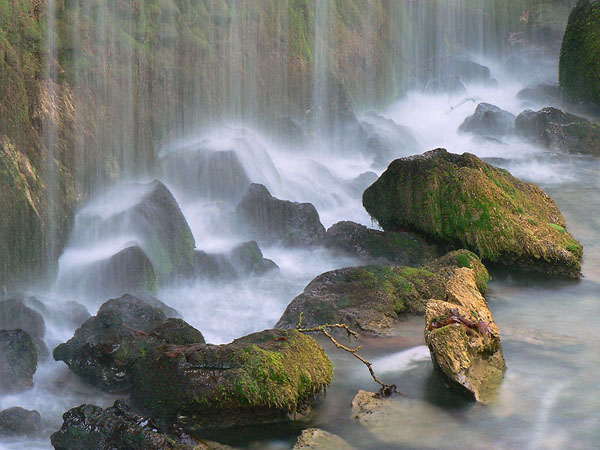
[296,313,398,395]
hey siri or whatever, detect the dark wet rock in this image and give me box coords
[425,268,505,402]
[68,245,158,297]
[0,297,45,339]
[0,407,41,436]
[447,57,494,84]
[517,83,563,105]
[134,293,181,318]
[293,428,353,450]
[458,103,516,138]
[235,184,325,247]
[53,294,204,393]
[132,329,333,430]
[74,180,195,280]
[189,241,278,280]
[0,329,38,393]
[363,149,583,278]
[276,251,485,335]
[515,107,600,155]
[559,0,600,106]
[50,400,212,450]
[322,221,440,266]
[360,112,419,167]
[162,147,252,202]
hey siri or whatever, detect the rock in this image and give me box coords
[517,83,563,105]
[447,57,493,85]
[424,268,506,402]
[235,184,326,247]
[424,75,467,95]
[293,428,353,450]
[275,116,309,148]
[322,221,440,266]
[53,294,204,392]
[363,149,583,278]
[351,390,387,419]
[346,172,378,197]
[0,407,41,436]
[422,249,490,295]
[134,292,181,318]
[0,329,38,393]
[49,301,91,329]
[72,180,195,280]
[360,111,419,167]
[63,245,158,297]
[559,0,600,106]
[458,103,516,138]
[276,250,484,335]
[0,297,45,338]
[161,147,252,202]
[131,329,333,430]
[50,400,212,450]
[189,241,278,280]
[515,107,600,155]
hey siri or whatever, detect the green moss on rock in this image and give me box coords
[559,0,600,105]
[363,149,582,278]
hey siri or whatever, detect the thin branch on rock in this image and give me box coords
[296,313,399,396]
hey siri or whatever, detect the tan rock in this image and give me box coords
[293,428,354,450]
[424,268,505,402]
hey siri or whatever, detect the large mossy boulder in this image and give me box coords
[276,250,487,335]
[0,407,41,437]
[73,180,195,280]
[515,107,600,155]
[131,329,333,430]
[51,400,218,450]
[53,294,204,393]
[235,184,326,247]
[0,329,38,393]
[458,103,515,139]
[559,0,600,106]
[363,149,583,278]
[425,268,505,402]
[322,221,440,266]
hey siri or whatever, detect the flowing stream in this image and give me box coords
[2,1,599,449]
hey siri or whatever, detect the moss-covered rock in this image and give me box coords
[50,400,219,450]
[131,329,333,430]
[323,221,440,266]
[293,428,353,450]
[559,0,600,105]
[0,329,38,393]
[424,268,505,402]
[276,250,487,335]
[53,294,204,393]
[363,149,583,278]
[515,107,600,155]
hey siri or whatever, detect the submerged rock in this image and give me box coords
[235,184,326,247]
[132,329,333,430]
[276,250,484,334]
[0,407,41,436]
[0,329,38,393]
[363,149,583,278]
[323,221,440,266]
[189,241,278,280]
[51,400,216,450]
[53,294,204,393]
[293,428,353,450]
[515,107,600,155]
[559,0,600,106]
[458,103,516,138]
[424,268,505,402]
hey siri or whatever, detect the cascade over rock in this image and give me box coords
[363,149,583,278]
[235,184,326,247]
